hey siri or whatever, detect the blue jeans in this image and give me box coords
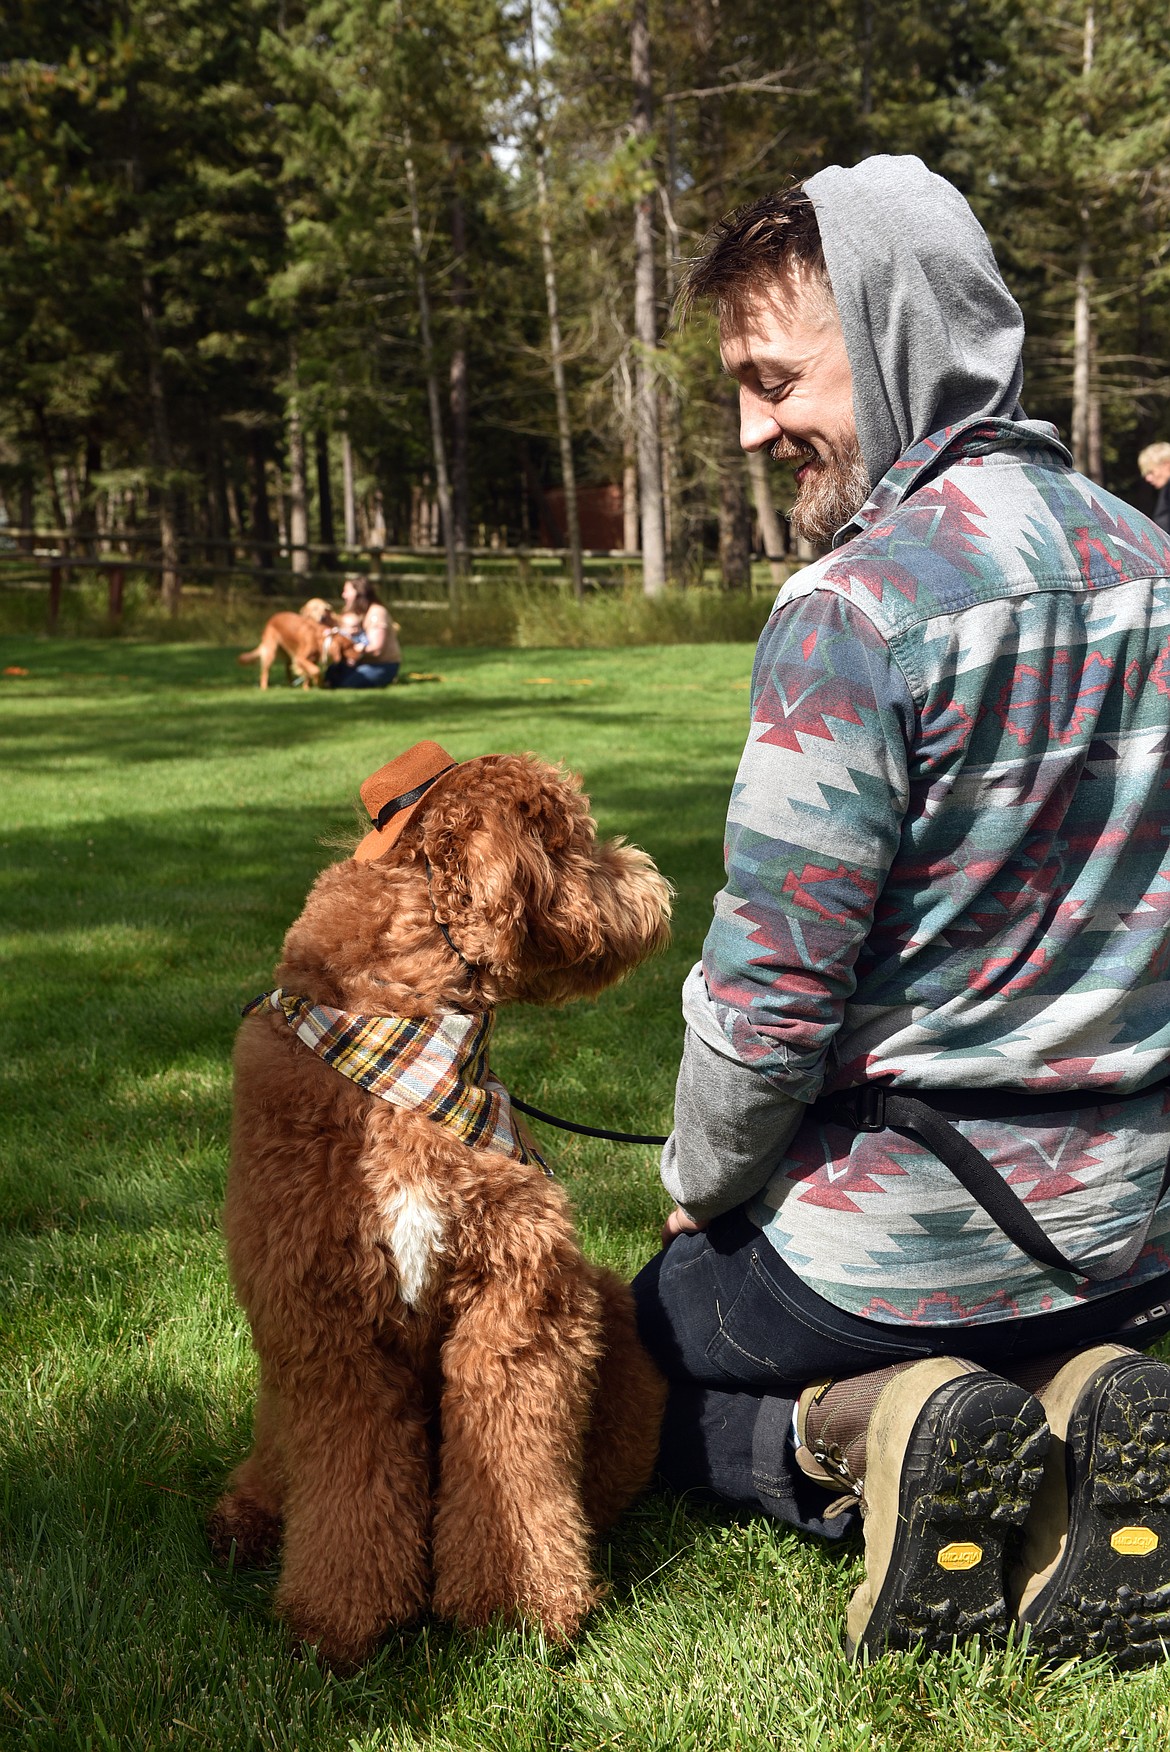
[632,1208,1170,1537]
[324,660,400,689]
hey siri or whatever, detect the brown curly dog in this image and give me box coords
[208,743,671,1668]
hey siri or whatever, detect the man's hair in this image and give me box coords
[675,185,833,326]
[1139,441,1170,474]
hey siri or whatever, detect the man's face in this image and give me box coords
[1144,460,1170,491]
[720,271,868,546]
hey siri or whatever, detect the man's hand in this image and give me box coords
[662,1205,707,1246]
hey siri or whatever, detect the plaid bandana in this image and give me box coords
[243,988,549,1173]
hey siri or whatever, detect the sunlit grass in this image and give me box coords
[2,637,1169,1749]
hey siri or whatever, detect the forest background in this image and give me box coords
[2,0,1169,618]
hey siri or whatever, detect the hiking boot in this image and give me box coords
[1007,1345,1170,1668]
[795,1358,926,1518]
[798,1358,1050,1658]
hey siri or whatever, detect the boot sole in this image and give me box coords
[1021,1356,1170,1669]
[851,1375,1049,1659]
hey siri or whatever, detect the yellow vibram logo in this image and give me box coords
[937,1542,983,1571]
[1111,1526,1159,1556]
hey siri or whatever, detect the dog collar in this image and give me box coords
[242,989,550,1173]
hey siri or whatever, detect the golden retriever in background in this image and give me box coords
[207,751,671,1667]
[298,597,336,625]
[238,612,359,689]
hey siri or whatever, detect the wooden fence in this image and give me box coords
[0,527,644,630]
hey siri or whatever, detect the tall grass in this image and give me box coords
[0,569,788,650]
[442,580,779,649]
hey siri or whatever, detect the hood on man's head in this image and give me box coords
[804,154,1025,488]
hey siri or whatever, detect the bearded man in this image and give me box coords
[634,156,1170,1665]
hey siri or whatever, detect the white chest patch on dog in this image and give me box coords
[379,1185,445,1308]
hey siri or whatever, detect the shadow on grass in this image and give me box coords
[1,690,744,780]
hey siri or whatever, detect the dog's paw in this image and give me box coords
[435,1571,602,1642]
[275,1595,403,1673]
[207,1490,283,1568]
[524,1576,605,1642]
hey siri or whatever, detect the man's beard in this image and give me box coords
[772,435,870,548]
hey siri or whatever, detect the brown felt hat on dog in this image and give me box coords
[353,740,463,864]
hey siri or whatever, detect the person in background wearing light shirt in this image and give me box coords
[1140,441,1170,533]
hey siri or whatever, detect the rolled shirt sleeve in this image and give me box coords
[661,1021,805,1222]
[664,584,915,1214]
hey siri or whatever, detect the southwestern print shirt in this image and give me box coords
[690,415,1170,1325]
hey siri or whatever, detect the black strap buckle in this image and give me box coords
[855,1085,886,1131]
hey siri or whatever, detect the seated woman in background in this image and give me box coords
[325,576,401,689]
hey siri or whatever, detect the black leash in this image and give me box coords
[510,1096,667,1147]
[417,863,667,1145]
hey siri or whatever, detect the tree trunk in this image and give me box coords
[619,354,639,549]
[274,461,290,555]
[369,487,387,548]
[531,139,584,597]
[34,407,68,535]
[632,0,666,596]
[287,345,310,577]
[660,98,681,573]
[1071,5,1100,483]
[623,437,639,552]
[519,449,531,543]
[18,475,33,551]
[1071,234,1093,476]
[718,385,751,587]
[1088,315,1103,486]
[140,273,181,613]
[660,384,678,568]
[859,0,874,149]
[404,139,459,608]
[449,178,471,564]
[315,428,336,555]
[719,477,752,588]
[524,454,560,546]
[340,424,357,548]
[64,458,81,525]
[747,450,788,589]
[250,431,276,583]
[77,433,101,555]
[207,422,232,565]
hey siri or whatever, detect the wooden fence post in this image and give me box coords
[108,566,125,626]
[48,564,62,632]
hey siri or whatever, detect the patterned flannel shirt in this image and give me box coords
[691,415,1170,1325]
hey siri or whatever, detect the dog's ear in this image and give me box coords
[419,755,670,997]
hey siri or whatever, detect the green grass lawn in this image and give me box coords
[3,637,1170,1750]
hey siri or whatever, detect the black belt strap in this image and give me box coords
[812,1081,1170,1283]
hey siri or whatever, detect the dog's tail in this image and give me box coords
[238,646,261,665]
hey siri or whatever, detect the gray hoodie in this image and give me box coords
[805,154,1026,489]
[662,157,1029,1223]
